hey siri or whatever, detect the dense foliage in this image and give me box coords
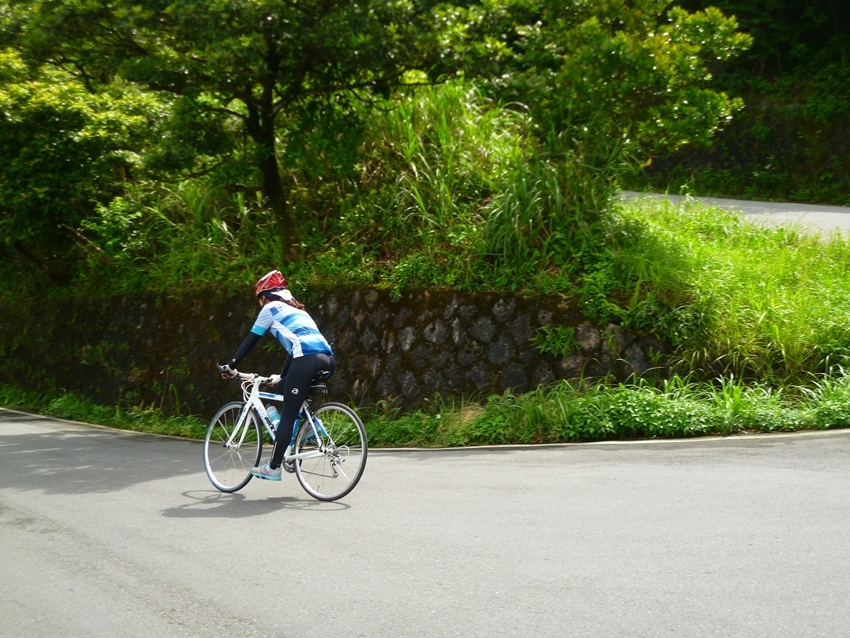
[0,50,160,282]
[2,0,474,260]
[1,0,749,283]
[3,1,850,442]
[633,0,850,204]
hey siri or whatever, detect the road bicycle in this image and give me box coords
[203,367,367,501]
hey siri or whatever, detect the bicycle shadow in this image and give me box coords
[161,490,350,519]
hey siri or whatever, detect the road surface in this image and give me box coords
[3,408,850,637]
[622,191,850,235]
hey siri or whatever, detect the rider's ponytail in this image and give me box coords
[269,288,305,310]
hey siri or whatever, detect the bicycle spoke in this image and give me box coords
[203,402,262,493]
[294,402,367,501]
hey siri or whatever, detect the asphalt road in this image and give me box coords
[622,191,850,235]
[3,408,850,637]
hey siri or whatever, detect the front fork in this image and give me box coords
[224,403,260,449]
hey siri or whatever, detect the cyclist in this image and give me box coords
[219,270,335,481]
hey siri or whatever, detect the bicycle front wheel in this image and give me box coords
[203,401,262,493]
[294,402,367,501]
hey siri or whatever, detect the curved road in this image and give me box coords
[3,408,850,637]
[622,191,850,235]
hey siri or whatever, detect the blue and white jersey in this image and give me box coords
[250,301,332,358]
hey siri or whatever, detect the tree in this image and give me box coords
[430,0,752,275]
[0,48,158,282]
[486,0,750,157]
[677,0,850,74]
[5,0,461,261]
[464,0,752,163]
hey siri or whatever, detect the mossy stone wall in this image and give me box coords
[1,287,667,416]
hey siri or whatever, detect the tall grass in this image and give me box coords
[76,180,277,294]
[334,83,533,290]
[0,383,208,438]
[329,83,628,293]
[478,156,609,288]
[365,369,850,448]
[610,196,850,381]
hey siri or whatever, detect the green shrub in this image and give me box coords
[358,370,850,448]
[529,325,580,359]
[803,372,850,430]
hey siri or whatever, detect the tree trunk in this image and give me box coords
[258,146,295,263]
[4,242,71,286]
[246,95,296,263]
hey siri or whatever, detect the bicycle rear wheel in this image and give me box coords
[203,401,262,493]
[294,402,367,501]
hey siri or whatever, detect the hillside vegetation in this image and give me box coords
[631,0,850,205]
[3,1,850,443]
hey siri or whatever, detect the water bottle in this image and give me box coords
[267,405,281,429]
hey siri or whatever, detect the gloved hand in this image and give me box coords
[218,363,237,379]
[267,374,282,386]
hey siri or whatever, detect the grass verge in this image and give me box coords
[365,372,850,447]
[5,372,850,447]
[0,384,208,439]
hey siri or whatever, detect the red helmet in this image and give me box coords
[254,270,286,297]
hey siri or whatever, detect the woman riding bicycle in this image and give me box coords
[219,270,335,481]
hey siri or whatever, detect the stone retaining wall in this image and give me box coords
[1,287,668,416]
[316,288,667,407]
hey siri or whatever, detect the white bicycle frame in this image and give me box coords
[224,371,326,464]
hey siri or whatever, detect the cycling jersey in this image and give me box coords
[250,300,333,358]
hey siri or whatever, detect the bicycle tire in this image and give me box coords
[203,401,262,493]
[294,402,367,501]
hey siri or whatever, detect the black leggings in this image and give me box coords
[269,352,335,468]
